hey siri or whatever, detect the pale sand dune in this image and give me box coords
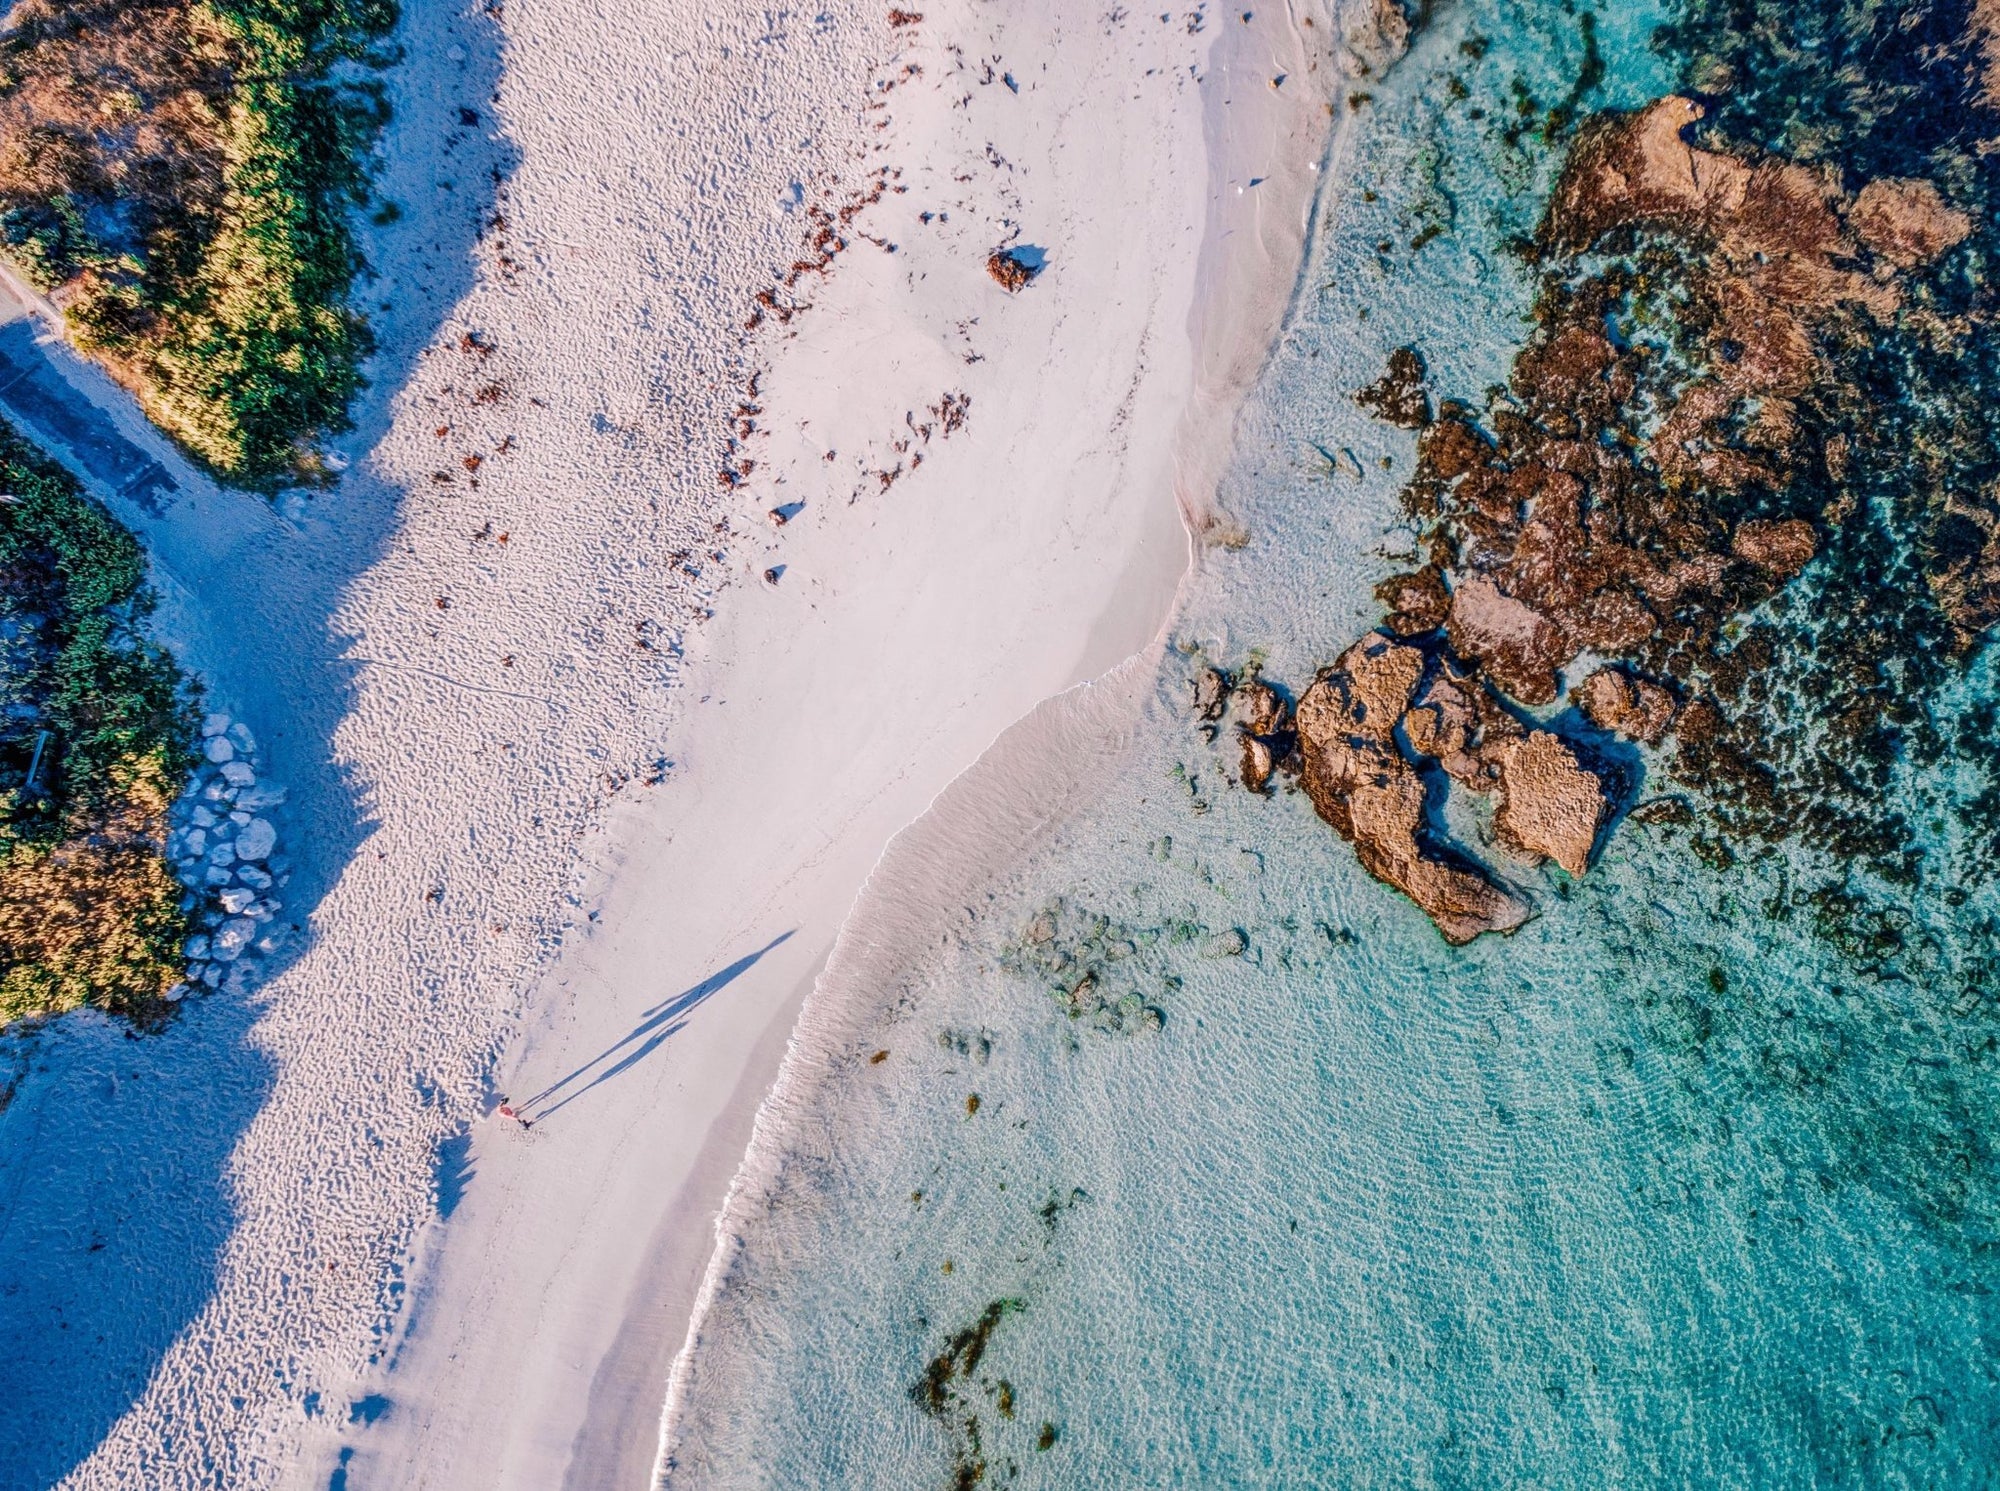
[0,0,1355,1486]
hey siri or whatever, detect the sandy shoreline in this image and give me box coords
[362,5,1356,1487]
[0,1,1359,1487]
[654,7,1362,1478]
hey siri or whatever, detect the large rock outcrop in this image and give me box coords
[1294,636,1532,944]
[1491,732,1605,877]
[1289,635,1615,942]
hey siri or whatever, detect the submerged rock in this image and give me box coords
[1202,928,1248,958]
[1445,576,1568,706]
[1848,176,1974,269]
[1191,666,1230,722]
[1230,677,1287,736]
[1731,518,1817,577]
[1239,734,1277,795]
[1354,345,1432,430]
[1228,675,1292,793]
[1928,493,2000,648]
[1377,566,1452,635]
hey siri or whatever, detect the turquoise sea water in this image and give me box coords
[668,5,2000,1486]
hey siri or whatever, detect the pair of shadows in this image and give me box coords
[513,930,794,1124]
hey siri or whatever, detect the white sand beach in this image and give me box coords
[0,0,1367,1485]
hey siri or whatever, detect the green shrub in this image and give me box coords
[0,0,398,484]
[0,417,196,1021]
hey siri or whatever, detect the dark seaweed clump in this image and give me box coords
[910,1297,1025,1490]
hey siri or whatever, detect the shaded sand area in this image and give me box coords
[0,0,1359,1487]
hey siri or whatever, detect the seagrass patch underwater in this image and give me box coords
[664,2,2000,1486]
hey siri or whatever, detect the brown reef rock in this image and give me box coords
[1849,176,1975,269]
[1576,667,1676,744]
[1355,346,1432,430]
[1730,517,1818,576]
[1294,636,1531,944]
[1492,732,1605,877]
[1192,666,1230,722]
[1229,675,1292,794]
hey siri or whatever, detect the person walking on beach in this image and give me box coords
[497,1102,532,1130]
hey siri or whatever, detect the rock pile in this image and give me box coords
[1197,644,1617,943]
[164,711,288,999]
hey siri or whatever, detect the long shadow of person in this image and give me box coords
[518,931,794,1124]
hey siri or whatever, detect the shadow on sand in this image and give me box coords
[0,1004,276,1491]
[0,0,516,1480]
[517,932,795,1124]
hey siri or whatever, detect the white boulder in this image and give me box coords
[212,918,256,961]
[234,818,277,862]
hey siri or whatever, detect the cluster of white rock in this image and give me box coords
[165,711,289,1001]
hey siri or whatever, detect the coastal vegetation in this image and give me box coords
[0,417,194,1023]
[0,0,396,483]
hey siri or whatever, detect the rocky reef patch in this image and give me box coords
[998,897,1178,1039]
[1214,3,2000,939]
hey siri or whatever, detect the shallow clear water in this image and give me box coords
[668,5,2000,1485]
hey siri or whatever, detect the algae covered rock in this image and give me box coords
[1576,667,1675,745]
[1848,176,1973,268]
